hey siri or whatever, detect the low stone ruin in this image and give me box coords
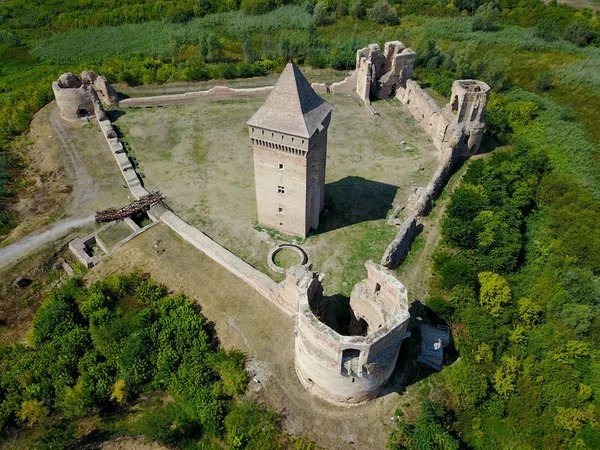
[52,71,118,121]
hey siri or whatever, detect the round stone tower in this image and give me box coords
[293,261,410,405]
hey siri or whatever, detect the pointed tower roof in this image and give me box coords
[247,62,333,138]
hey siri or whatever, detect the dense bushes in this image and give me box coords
[441,144,548,273]
[424,76,600,449]
[472,3,499,31]
[387,400,461,449]
[367,0,399,26]
[0,273,287,448]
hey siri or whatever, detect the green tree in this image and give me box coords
[478,272,511,317]
[349,0,366,18]
[19,400,49,427]
[472,3,499,32]
[517,298,541,327]
[110,379,128,405]
[241,0,275,15]
[313,1,329,26]
[534,18,558,41]
[367,0,399,26]
[563,20,596,47]
[442,183,488,248]
[443,361,489,410]
[387,401,462,449]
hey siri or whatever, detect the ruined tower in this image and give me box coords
[247,62,333,238]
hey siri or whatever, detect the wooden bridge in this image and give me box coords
[95,192,164,223]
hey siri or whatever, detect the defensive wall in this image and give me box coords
[351,42,490,268]
[53,46,488,405]
[294,261,410,404]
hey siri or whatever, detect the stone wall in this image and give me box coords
[355,42,416,102]
[294,261,410,405]
[354,41,491,269]
[53,71,118,122]
[119,85,274,107]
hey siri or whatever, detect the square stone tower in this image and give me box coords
[247,62,333,237]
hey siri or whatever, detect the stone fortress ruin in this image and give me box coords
[56,40,489,406]
[294,261,410,404]
[52,71,119,121]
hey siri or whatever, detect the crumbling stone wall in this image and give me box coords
[396,79,490,158]
[354,41,491,269]
[355,41,416,102]
[52,71,119,122]
[119,85,275,107]
[294,261,410,405]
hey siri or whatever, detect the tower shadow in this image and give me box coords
[316,176,397,234]
[378,301,457,398]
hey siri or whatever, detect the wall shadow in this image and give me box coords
[107,109,126,122]
[378,300,456,399]
[315,176,397,234]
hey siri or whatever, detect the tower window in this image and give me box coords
[278,163,284,170]
[278,207,284,214]
[278,186,285,194]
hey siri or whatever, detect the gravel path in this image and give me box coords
[0,215,95,268]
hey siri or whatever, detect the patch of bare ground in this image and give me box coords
[88,224,414,450]
[99,436,169,450]
[114,92,439,296]
[1,102,131,268]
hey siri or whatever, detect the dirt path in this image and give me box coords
[0,215,95,268]
[0,104,130,267]
[398,161,471,302]
[48,107,99,215]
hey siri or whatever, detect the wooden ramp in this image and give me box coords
[95,192,164,223]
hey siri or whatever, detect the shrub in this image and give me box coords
[0,30,19,47]
[241,0,275,15]
[313,1,329,26]
[563,21,596,47]
[427,297,455,321]
[350,0,367,18]
[443,361,489,410]
[534,18,558,42]
[367,0,399,26]
[387,400,462,449]
[536,71,553,91]
[19,400,49,427]
[335,2,349,18]
[478,272,511,317]
[433,251,477,289]
[472,3,499,32]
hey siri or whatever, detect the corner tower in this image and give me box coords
[247,62,333,238]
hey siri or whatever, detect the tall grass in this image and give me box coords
[35,6,312,64]
[507,88,600,197]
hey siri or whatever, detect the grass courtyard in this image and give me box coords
[113,90,440,296]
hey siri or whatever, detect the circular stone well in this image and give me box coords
[267,244,308,274]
